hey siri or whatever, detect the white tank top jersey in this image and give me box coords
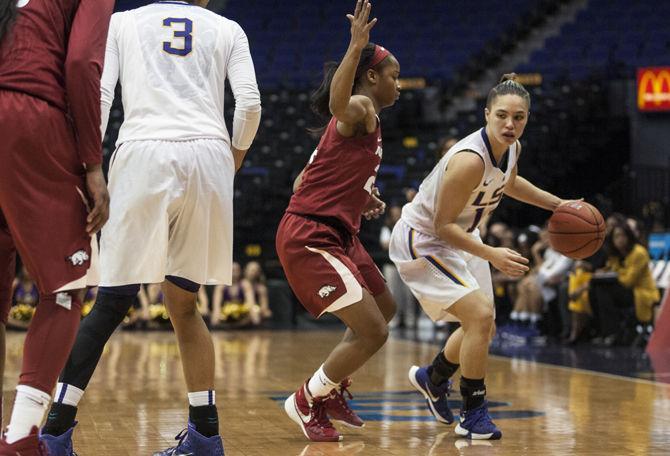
[401,128,518,237]
[101,0,260,145]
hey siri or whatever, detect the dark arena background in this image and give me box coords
[4,0,670,454]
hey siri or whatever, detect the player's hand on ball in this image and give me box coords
[85,164,110,235]
[488,247,529,277]
[346,0,377,50]
[555,198,584,211]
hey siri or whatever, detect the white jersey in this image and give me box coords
[101,1,260,145]
[402,128,518,237]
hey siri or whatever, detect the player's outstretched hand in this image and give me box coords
[85,164,110,235]
[363,186,386,220]
[488,247,529,277]
[346,0,377,50]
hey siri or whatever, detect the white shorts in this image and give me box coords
[389,219,493,322]
[100,139,234,286]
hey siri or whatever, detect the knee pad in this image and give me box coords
[166,275,200,293]
[98,284,140,297]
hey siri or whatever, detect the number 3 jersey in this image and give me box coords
[102,1,258,145]
[287,116,383,235]
[402,128,518,237]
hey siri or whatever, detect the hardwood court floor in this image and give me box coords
[3,330,670,455]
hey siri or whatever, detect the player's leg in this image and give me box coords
[449,290,501,440]
[319,241,397,429]
[0,92,97,451]
[154,277,224,456]
[42,284,139,440]
[0,211,16,429]
[153,140,231,456]
[285,290,388,442]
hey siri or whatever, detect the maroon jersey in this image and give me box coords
[0,0,113,165]
[287,117,383,235]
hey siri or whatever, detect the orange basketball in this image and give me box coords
[548,201,606,259]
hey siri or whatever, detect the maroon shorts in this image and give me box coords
[276,212,385,317]
[0,91,92,317]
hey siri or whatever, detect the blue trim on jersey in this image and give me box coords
[425,256,467,286]
[408,228,418,259]
[480,128,508,169]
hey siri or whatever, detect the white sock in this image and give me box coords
[307,365,338,400]
[188,390,215,407]
[54,383,84,407]
[519,311,530,321]
[5,385,51,444]
[529,313,541,323]
[510,311,519,321]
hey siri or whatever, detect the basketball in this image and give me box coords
[548,201,606,259]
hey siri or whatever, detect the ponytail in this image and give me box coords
[0,0,18,46]
[309,42,390,134]
[486,73,531,109]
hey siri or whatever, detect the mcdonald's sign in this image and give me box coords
[638,67,670,111]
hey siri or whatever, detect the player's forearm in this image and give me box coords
[506,175,562,211]
[65,0,114,166]
[329,44,363,117]
[436,223,496,262]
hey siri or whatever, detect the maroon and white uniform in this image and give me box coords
[0,0,113,316]
[276,116,386,317]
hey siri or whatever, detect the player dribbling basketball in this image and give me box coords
[390,74,576,440]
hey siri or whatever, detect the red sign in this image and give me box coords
[638,67,670,111]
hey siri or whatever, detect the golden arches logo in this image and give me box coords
[638,68,670,111]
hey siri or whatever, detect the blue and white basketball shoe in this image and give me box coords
[408,365,454,424]
[455,401,502,440]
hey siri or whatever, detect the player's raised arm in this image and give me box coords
[329,0,378,129]
[227,21,261,171]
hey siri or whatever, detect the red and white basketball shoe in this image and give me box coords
[284,381,342,442]
[0,427,49,455]
[324,378,365,428]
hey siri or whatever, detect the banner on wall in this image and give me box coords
[638,67,670,112]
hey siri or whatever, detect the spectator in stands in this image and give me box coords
[243,261,272,320]
[510,228,572,333]
[565,260,593,344]
[436,136,458,160]
[590,223,660,346]
[404,187,418,203]
[380,205,415,328]
[211,262,258,327]
[197,287,210,320]
[8,266,38,329]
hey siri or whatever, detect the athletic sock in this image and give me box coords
[5,385,50,443]
[460,376,486,412]
[42,403,78,436]
[188,391,218,437]
[189,405,219,438]
[42,382,85,436]
[428,351,459,386]
[306,365,338,400]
